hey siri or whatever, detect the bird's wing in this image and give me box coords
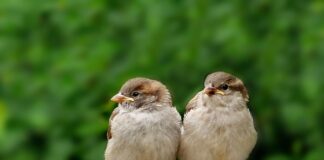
[107,107,120,139]
[185,92,200,115]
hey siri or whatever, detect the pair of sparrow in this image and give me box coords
[105,71,257,160]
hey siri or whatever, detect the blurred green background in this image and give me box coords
[1,0,324,159]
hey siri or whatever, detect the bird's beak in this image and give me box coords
[203,86,225,96]
[111,93,134,103]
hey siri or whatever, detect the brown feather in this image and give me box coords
[205,72,249,102]
[107,107,120,139]
[185,92,200,114]
[229,78,249,102]
[120,77,172,105]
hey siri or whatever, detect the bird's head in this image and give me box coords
[111,77,172,108]
[202,72,249,108]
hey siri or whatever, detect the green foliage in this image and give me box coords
[0,0,324,159]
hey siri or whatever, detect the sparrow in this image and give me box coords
[179,72,257,160]
[105,77,181,160]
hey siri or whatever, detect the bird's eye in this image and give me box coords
[219,84,229,90]
[131,91,140,97]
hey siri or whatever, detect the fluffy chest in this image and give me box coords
[112,108,180,143]
[182,107,257,160]
[184,107,255,140]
